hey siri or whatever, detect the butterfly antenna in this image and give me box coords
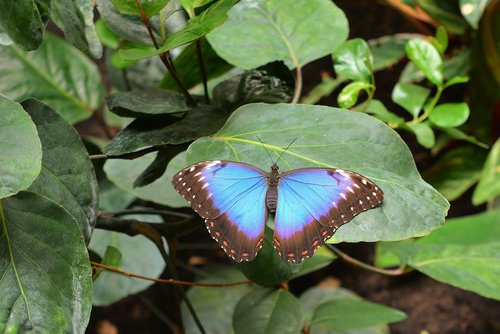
[276,138,298,164]
[257,136,274,165]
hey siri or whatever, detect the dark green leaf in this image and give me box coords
[406,38,444,86]
[333,38,373,83]
[441,127,489,148]
[234,227,296,285]
[429,102,470,127]
[110,0,168,17]
[422,146,488,201]
[22,99,99,242]
[405,122,436,148]
[0,34,105,124]
[133,146,186,187]
[291,247,336,279]
[369,34,419,72]
[415,0,468,34]
[392,82,431,118]
[207,0,348,69]
[0,0,44,50]
[310,299,406,330]
[337,81,372,109]
[233,288,304,334]
[444,48,471,80]
[460,0,492,29]
[0,192,92,332]
[473,138,500,205]
[106,89,189,117]
[184,103,449,243]
[0,95,41,198]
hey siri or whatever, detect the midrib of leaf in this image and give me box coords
[414,254,500,267]
[0,199,34,327]
[11,46,92,113]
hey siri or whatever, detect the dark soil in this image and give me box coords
[87,1,500,333]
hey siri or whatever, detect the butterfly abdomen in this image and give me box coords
[266,164,280,212]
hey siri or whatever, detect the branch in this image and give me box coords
[292,65,303,104]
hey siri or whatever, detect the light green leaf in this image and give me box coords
[95,18,120,48]
[337,81,372,109]
[0,0,44,50]
[444,75,469,87]
[93,245,122,280]
[392,82,431,118]
[301,76,344,105]
[0,192,92,333]
[110,0,168,17]
[429,103,470,127]
[354,99,405,124]
[207,0,348,69]
[184,103,449,243]
[473,138,500,204]
[0,95,41,198]
[0,34,105,124]
[405,122,436,148]
[333,38,373,83]
[459,0,492,29]
[233,288,304,334]
[406,38,443,86]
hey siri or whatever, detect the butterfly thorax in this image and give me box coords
[266,164,280,213]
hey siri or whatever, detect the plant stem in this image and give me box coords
[292,65,303,104]
[195,39,210,104]
[410,85,443,124]
[109,208,192,219]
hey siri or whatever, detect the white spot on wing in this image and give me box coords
[372,192,377,196]
[340,192,347,200]
[354,184,360,189]
[194,171,202,177]
[206,160,221,168]
[202,183,209,189]
[182,182,186,186]
[361,179,368,185]
[359,200,363,204]
[199,176,206,181]
[189,166,195,172]
[178,177,182,182]
[347,186,354,193]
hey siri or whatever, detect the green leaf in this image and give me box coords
[301,76,344,105]
[110,0,168,17]
[311,299,406,331]
[0,192,92,333]
[405,122,436,148]
[22,99,99,242]
[207,0,348,69]
[0,34,105,124]
[184,103,449,243]
[0,0,44,50]
[415,0,468,34]
[89,213,166,305]
[406,38,444,86]
[459,0,492,29]
[180,0,214,16]
[333,38,373,83]
[436,26,449,53]
[444,75,470,87]
[0,95,41,198]
[391,82,431,118]
[95,18,120,48]
[473,138,500,204]
[234,227,296,285]
[354,99,405,124]
[369,33,419,72]
[50,0,103,57]
[133,146,186,187]
[429,102,470,127]
[93,245,122,280]
[337,81,372,109]
[441,127,489,149]
[422,146,488,201]
[181,266,252,334]
[233,288,304,334]
[106,89,189,117]
[291,247,336,279]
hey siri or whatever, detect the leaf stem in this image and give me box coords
[410,85,443,124]
[195,39,211,104]
[292,65,303,104]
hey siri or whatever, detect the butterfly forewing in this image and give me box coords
[172,161,268,262]
[274,168,383,262]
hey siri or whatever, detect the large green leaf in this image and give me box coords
[0,0,44,50]
[405,38,443,86]
[333,38,373,83]
[233,288,304,334]
[183,103,449,242]
[415,0,468,34]
[0,192,92,333]
[22,99,99,242]
[391,82,430,118]
[0,95,41,198]
[207,0,348,69]
[376,210,500,300]
[0,34,104,124]
[473,138,500,205]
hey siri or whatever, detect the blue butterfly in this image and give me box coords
[172,160,383,262]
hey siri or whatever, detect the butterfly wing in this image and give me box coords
[172,160,268,262]
[274,168,383,262]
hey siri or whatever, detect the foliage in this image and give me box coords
[0,0,498,333]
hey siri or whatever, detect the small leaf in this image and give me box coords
[354,99,405,124]
[444,75,470,87]
[0,95,41,198]
[207,0,348,69]
[405,122,436,148]
[0,0,44,50]
[94,245,122,280]
[391,82,431,118]
[95,18,120,48]
[110,0,168,17]
[429,26,448,55]
[429,102,470,127]
[333,38,374,83]
[301,76,344,105]
[369,33,419,71]
[441,127,489,148]
[406,38,444,86]
[473,138,500,205]
[460,0,492,29]
[337,81,372,109]
[233,288,304,334]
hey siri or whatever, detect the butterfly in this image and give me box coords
[172,160,383,262]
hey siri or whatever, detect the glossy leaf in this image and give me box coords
[415,0,468,34]
[110,0,168,17]
[459,0,492,29]
[22,99,99,241]
[106,89,189,117]
[406,38,443,86]
[181,266,252,334]
[429,103,470,127]
[183,103,449,243]
[207,0,348,69]
[0,0,44,50]
[473,138,500,205]
[233,288,304,334]
[0,192,92,333]
[0,34,104,124]
[422,146,488,201]
[0,95,41,198]
[333,38,373,83]
[405,122,436,148]
[337,81,372,109]
[392,82,430,118]
[89,213,166,305]
[444,75,469,87]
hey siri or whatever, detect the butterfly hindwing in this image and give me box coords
[172,161,268,262]
[274,168,383,262]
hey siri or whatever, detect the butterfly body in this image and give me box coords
[172,160,383,263]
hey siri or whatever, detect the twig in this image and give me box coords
[292,65,303,104]
[195,39,210,104]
